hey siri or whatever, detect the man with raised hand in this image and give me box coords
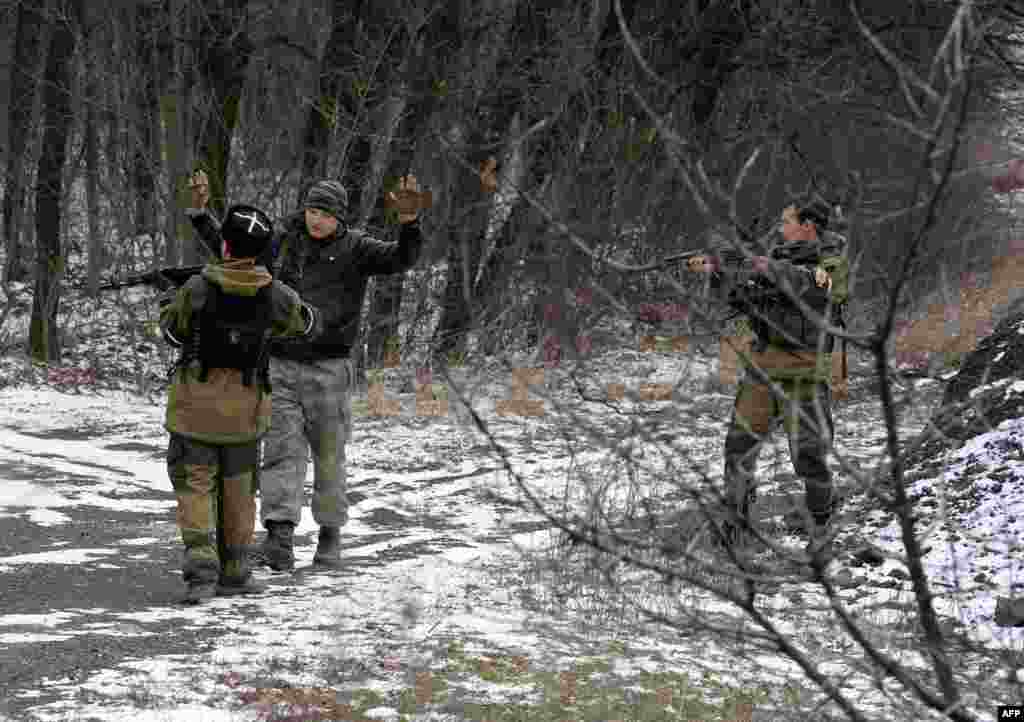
[187,171,430,572]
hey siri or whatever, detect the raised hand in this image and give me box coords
[480,157,498,194]
[385,174,432,224]
[189,170,210,210]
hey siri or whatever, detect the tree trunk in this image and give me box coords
[132,1,160,254]
[359,44,443,372]
[160,0,194,266]
[432,122,492,362]
[193,0,252,219]
[83,37,102,296]
[300,0,366,195]
[31,0,79,363]
[354,10,438,374]
[473,111,524,299]
[3,3,49,284]
[689,0,750,149]
[431,0,524,362]
[360,91,408,371]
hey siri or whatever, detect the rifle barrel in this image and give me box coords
[99,264,206,291]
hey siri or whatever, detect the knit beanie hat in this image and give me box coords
[304,180,348,220]
[220,204,274,259]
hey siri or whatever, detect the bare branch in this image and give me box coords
[850,0,940,118]
[612,0,674,90]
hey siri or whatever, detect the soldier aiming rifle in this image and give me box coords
[676,201,850,561]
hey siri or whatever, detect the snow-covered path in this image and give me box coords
[0,349,1021,721]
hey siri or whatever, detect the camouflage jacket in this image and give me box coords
[712,250,839,383]
[159,260,318,444]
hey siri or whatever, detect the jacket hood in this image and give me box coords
[201,259,273,295]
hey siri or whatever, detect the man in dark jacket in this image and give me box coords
[187,172,429,571]
[160,203,320,603]
[686,200,845,558]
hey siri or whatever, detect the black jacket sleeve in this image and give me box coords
[186,208,222,259]
[354,219,425,275]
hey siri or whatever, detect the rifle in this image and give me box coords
[658,247,749,272]
[98,264,206,292]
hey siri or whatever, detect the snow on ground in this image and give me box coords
[0,348,1021,721]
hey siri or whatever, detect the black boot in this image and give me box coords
[218,548,267,596]
[312,526,344,569]
[181,557,219,605]
[217,575,267,597]
[257,520,295,572]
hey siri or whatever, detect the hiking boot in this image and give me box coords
[217,575,267,597]
[312,526,344,569]
[181,556,219,604]
[256,520,295,572]
[182,581,217,605]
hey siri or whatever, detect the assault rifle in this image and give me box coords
[98,264,206,292]
[658,247,749,272]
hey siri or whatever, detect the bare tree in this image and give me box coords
[3,1,49,284]
[446,1,1021,720]
[191,0,252,219]
[158,0,194,267]
[130,0,161,254]
[82,3,103,296]
[361,1,453,371]
[299,0,362,195]
[30,0,80,362]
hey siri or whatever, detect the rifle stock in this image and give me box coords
[99,264,205,291]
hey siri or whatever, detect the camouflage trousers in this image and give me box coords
[724,377,835,527]
[259,356,353,528]
[167,434,258,584]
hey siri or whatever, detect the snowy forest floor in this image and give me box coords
[0,332,1021,721]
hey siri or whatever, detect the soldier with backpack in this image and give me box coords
[186,169,435,573]
[685,200,850,558]
[160,203,321,604]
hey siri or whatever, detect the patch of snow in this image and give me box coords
[970,376,1013,398]
[0,612,80,627]
[0,347,1017,722]
[25,508,71,526]
[0,633,74,643]
[0,548,117,569]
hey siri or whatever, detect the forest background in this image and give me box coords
[2,0,1023,373]
[3,3,1024,721]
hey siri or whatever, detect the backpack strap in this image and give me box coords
[255,285,274,393]
[172,280,206,381]
[198,280,219,383]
